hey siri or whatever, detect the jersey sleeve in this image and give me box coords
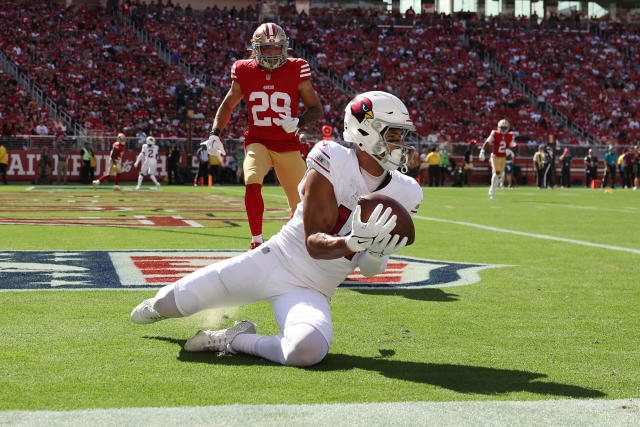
[485,130,496,144]
[299,59,311,81]
[306,141,335,183]
[402,178,423,216]
[230,61,240,83]
[305,141,346,186]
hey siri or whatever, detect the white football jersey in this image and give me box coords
[268,140,423,297]
[142,143,159,160]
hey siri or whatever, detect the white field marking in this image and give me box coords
[184,220,204,227]
[415,215,640,255]
[1,399,638,426]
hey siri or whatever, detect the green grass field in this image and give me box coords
[1,184,639,413]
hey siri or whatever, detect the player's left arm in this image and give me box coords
[296,79,323,128]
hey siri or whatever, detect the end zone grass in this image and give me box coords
[1,185,639,410]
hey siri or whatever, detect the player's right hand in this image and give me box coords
[479,149,486,161]
[200,135,226,158]
[134,162,139,168]
[345,204,397,253]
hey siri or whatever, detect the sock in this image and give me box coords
[114,175,120,186]
[231,333,285,364]
[245,183,264,237]
[150,175,159,185]
[490,173,499,196]
[137,174,143,187]
[252,234,263,244]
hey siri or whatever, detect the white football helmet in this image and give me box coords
[251,23,288,70]
[146,136,156,145]
[498,119,510,134]
[117,133,126,142]
[343,91,416,173]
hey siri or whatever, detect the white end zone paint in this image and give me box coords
[0,399,638,426]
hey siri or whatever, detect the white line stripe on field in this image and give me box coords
[415,215,640,255]
[1,399,638,426]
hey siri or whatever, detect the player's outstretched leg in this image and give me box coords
[150,174,160,190]
[136,174,144,190]
[184,320,258,353]
[130,284,181,324]
[130,298,166,324]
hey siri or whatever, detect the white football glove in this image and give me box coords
[200,134,226,158]
[367,234,409,259]
[134,161,139,168]
[345,204,397,253]
[478,149,486,162]
[278,113,299,133]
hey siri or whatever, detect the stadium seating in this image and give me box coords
[0,1,638,148]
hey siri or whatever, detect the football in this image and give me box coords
[357,194,415,245]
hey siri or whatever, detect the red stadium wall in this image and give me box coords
[4,150,604,187]
[3,150,177,183]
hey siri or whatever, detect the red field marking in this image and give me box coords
[346,262,407,283]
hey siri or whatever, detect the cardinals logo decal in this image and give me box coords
[350,97,374,122]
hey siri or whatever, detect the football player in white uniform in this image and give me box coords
[134,136,161,190]
[130,91,423,367]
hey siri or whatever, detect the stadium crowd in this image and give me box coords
[469,17,640,145]
[0,0,190,142]
[0,0,639,153]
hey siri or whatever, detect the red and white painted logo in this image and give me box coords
[0,250,509,290]
[109,250,507,289]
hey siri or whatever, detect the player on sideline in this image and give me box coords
[134,136,161,190]
[93,133,126,191]
[131,91,423,367]
[200,22,323,249]
[479,119,513,200]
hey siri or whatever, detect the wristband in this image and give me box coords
[297,117,306,128]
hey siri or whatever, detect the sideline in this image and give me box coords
[415,216,640,255]
[1,399,638,426]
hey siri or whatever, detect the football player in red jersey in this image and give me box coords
[201,23,323,249]
[479,119,514,200]
[93,133,127,191]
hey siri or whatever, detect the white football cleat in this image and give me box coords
[113,185,121,191]
[135,185,141,190]
[130,298,166,324]
[184,320,257,353]
[92,180,99,189]
[155,183,161,190]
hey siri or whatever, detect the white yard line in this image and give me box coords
[415,215,640,255]
[1,399,638,426]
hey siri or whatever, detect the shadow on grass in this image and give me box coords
[317,353,606,398]
[353,288,459,302]
[144,336,605,398]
